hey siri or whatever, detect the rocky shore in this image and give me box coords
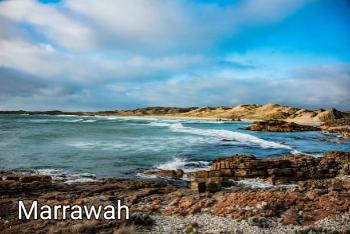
[1,152,350,233]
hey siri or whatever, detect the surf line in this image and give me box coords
[18,200,129,220]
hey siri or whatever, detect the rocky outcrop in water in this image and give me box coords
[320,116,350,139]
[323,127,350,139]
[245,120,320,132]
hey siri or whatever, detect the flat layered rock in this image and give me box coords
[188,152,350,193]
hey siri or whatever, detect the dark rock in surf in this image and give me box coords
[246,120,320,132]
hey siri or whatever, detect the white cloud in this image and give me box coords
[0,0,95,50]
[1,0,348,111]
[0,39,66,77]
[0,0,315,52]
[0,37,208,85]
[125,64,350,109]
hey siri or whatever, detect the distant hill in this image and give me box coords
[99,103,349,123]
[1,103,349,123]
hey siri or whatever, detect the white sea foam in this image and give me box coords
[138,158,210,180]
[163,119,225,124]
[148,119,225,125]
[136,172,158,179]
[56,114,79,117]
[291,150,323,157]
[82,119,96,123]
[68,141,98,148]
[68,140,167,151]
[156,157,187,170]
[156,157,210,172]
[167,123,291,150]
[29,119,52,123]
[30,118,84,123]
[232,178,299,189]
[98,116,159,121]
[234,178,273,189]
[106,117,118,120]
[148,122,173,127]
[34,168,97,183]
[64,119,83,122]
[64,178,98,184]
[35,169,66,180]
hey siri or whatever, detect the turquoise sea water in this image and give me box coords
[0,114,349,181]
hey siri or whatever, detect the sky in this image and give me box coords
[0,0,349,111]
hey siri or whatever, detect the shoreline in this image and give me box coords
[1,108,349,232]
[2,103,348,127]
[1,152,350,233]
[1,112,328,126]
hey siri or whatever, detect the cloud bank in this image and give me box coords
[0,0,349,110]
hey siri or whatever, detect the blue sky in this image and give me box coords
[0,0,349,111]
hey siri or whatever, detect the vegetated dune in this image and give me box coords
[1,103,348,124]
[99,103,348,123]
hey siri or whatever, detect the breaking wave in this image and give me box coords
[30,118,83,123]
[30,118,97,123]
[149,122,292,150]
[148,122,173,127]
[156,157,210,173]
[82,119,96,123]
[100,116,159,121]
[148,119,225,126]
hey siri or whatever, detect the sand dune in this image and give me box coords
[99,103,348,124]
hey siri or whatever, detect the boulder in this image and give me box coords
[248,216,272,228]
[206,177,222,192]
[191,180,206,193]
[20,175,52,183]
[2,175,20,181]
[130,212,154,226]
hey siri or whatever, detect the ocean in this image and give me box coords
[0,114,349,183]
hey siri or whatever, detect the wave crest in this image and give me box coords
[156,157,210,172]
[166,123,291,150]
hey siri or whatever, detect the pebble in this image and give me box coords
[146,213,350,234]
